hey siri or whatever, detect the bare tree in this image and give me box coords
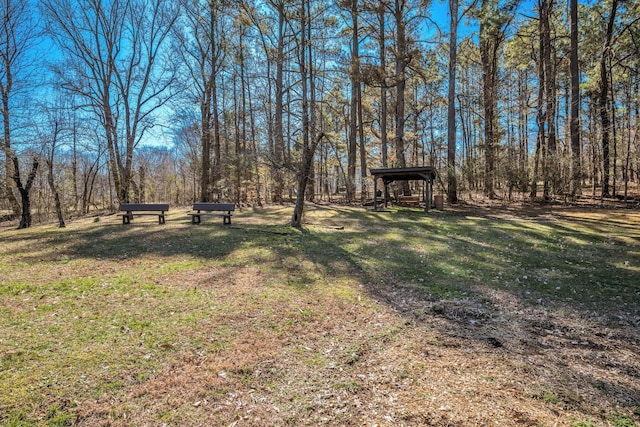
[174,0,227,202]
[0,0,42,227]
[42,0,178,205]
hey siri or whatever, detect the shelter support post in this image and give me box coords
[424,177,429,213]
[373,177,379,211]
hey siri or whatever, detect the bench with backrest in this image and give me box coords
[189,202,235,225]
[119,203,169,224]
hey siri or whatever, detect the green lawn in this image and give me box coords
[1,204,638,426]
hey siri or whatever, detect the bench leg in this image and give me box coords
[122,214,131,225]
[192,214,201,224]
[223,215,231,225]
[159,214,165,224]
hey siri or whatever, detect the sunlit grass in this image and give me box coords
[1,205,639,424]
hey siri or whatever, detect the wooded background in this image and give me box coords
[1,0,639,228]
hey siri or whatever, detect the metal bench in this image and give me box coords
[119,203,169,224]
[188,202,235,225]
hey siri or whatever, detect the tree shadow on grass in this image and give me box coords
[2,206,638,421]
[326,206,640,419]
[232,204,640,421]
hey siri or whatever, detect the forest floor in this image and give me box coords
[0,202,639,426]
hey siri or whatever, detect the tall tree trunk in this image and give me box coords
[2,109,20,215]
[200,89,212,202]
[599,0,619,198]
[273,2,286,203]
[518,69,529,182]
[610,63,618,197]
[447,0,459,203]
[394,0,409,195]
[569,0,581,196]
[623,77,633,201]
[306,6,317,204]
[212,74,222,196]
[358,78,367,202]
[0,0,20,217]
[393,2,405,158]
[233,67,241,204]
[247,64,262,206]
[347,0,359,202]
[378,3,388,169]
[353,1,367,203]
[71,118,80,211]
[540,0,556,202]
[240,29,250,204]
[480,15,499,199]
[292,0,310,227]
[479,0,515,199]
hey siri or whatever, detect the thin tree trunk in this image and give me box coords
[570,0,581,197]
[623,78,634,201]
[610,60,618,197]
[358,84,367,202]
[394,0,409,195]
[540,0,556,201]
[347,0,359,202]
[378,3,388,169]
[599,0,619,198]
[273,2,286,203]
[306,4,316,203]
[447,0,459,203]
[47,159,65,228]
[292,0,310,227]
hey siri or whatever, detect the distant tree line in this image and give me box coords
[1,0,639,228]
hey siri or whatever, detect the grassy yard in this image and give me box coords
[0,204,639,426]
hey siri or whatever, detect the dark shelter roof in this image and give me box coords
[369,167,436,184]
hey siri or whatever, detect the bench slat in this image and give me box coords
[120,203,169,212]
[192,202,235,212]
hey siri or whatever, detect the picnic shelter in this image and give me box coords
[370,166,437,213]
